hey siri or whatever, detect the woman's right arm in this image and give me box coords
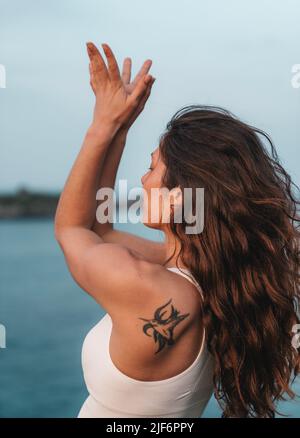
[99,227,167,264]
[90,56,166,264]
[91,128,167,265]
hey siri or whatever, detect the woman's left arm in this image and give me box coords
[54,42,156,319]
[54,125,117,242]
[55,42,152,237]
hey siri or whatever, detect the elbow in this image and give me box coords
[54,214,61,242]
[54,221,66,245]
[54,211,68,244]
[54,208,61,242]
[54,225,63,244]
[54,226,70,254]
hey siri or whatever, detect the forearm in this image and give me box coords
[54,40,154,240]
[92,128,128,236]
[54,124,120,238]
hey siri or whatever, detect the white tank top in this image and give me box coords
[77,267,215,418]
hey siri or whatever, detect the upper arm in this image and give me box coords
[56,227,154,320]
[99,228,167,264]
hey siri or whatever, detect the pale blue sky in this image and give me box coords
[0,0,299,192]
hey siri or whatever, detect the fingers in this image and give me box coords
[88,63,96,94]
[127,77,156,125]
[132,59,152,87]
[137,76,156,109]
[122,57,132,85]
[87,41,152,93]
[101,43,121,85]
[130,73,154,106]
[86,42,109,84]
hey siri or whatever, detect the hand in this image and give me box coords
[118,56,156,132]
[87,42,156,134]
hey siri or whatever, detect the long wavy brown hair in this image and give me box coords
[159,104,300,418]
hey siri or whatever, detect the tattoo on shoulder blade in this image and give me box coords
[138,298,190,354]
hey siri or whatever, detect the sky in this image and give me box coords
[0,0,299,193]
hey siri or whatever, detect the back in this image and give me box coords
[78,267,215,418]
[109,265,206,382]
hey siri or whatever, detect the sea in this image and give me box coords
[0,219,299,418]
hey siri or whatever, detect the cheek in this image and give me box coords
[141,178,161,223]
[142,166,164,210]
[150,168,164,188]
[142,189,167,226]
[143,172,155,191]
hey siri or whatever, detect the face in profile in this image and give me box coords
[140,147,181,230]
[140,147,164,229]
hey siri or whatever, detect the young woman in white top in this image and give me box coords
[54,42,300,418]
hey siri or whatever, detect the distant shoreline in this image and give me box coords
[0,188,136,219]
[0,188,59,219]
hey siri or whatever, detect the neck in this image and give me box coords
[162,227,188,269]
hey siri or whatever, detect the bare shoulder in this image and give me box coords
[109,261,205,381]
[57,225,202,337]
[113,260,203,323]
[136,261,203,316]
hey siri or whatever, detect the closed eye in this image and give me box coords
[148,167,153,171]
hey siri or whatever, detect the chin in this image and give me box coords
[141,202,164,230]
[141,216,162,230]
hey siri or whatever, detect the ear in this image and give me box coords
[170,186,183,207]
[169,187,183,224]
[161,186,183,224]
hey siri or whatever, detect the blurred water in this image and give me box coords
[0,219,299,417]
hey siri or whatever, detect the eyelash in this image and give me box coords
[148,167,153,171]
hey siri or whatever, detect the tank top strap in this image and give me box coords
[166,267,204,300]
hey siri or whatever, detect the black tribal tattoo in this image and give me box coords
[138,298,190,354]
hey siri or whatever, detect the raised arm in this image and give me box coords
[90,53,167,264]
[54,42,158,318]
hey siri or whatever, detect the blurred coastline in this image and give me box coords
[0,187,138,219]
[0,187,59,219]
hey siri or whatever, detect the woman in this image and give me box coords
[54,42,300,418]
